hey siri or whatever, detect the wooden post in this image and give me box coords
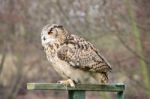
[117,91,124,99]
[68,90,85,99]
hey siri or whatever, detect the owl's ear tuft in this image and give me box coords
[57,25,63,29]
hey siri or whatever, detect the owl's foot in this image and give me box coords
[57,79,75,87]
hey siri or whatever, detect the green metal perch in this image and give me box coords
[27,83,125,99]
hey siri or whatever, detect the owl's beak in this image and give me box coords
[43,36,46,41]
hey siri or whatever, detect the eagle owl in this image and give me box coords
[41,24,111,87]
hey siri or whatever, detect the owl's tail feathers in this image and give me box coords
[101,72,108,83]
[95,72,108,84]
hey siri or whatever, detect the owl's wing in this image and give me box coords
[57,35,112,73]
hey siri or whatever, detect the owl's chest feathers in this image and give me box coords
[44,43,72,77]
[44,43,98,83]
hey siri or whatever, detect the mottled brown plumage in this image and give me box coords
[41,24,112,87]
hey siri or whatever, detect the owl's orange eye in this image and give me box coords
[48,31,52,35]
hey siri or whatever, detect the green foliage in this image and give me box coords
[124,0,150,98]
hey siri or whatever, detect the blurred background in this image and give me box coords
[0,0,149,99]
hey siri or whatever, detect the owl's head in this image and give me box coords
[41,24,69,46]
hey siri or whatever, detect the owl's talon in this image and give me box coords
[57,79,75,87]
[57,81,61,83]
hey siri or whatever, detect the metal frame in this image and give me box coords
[27,83,125,99]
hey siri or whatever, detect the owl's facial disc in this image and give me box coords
[41,24,67,46]
[41,30,56,46]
